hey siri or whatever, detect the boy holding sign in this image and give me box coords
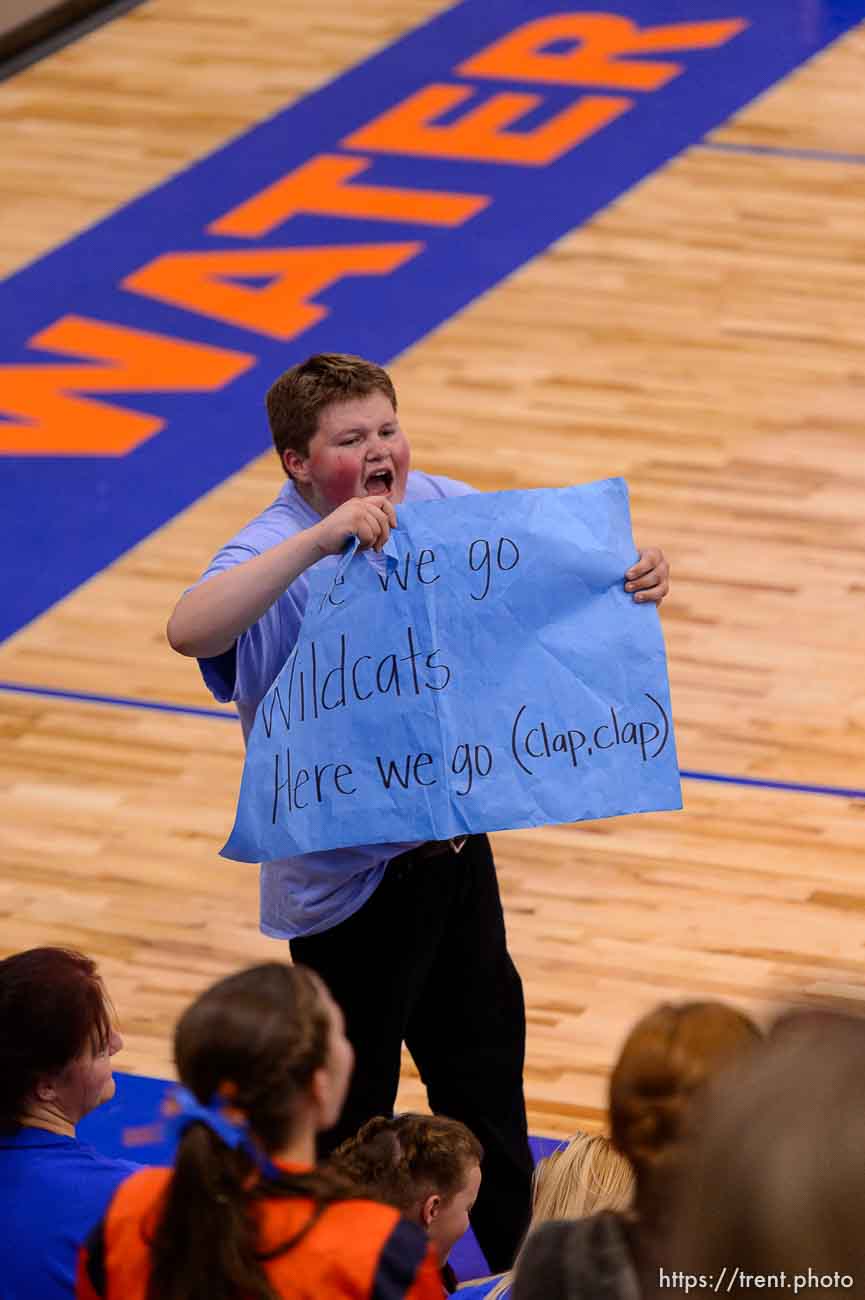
[167,353,669,1271]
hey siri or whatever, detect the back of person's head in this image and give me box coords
[267,353,397,475]
[148,961,355,1300]
[508,1008,760,1300]
[487,1131,634,1300]
[0,946,114,1132]
[532,1131,634,1224]
[172,960,343,1150]
[609,1001,761,1216]
[665,1012,865,1298]
[333,1112,483,1263]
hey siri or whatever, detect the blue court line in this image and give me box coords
[3,679,864,802]
[0,679,235,722]
[678,769,865,800]
[700,139,865,166]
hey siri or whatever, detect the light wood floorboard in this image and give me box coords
[2,1,864,1137]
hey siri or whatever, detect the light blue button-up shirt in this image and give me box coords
[198,472,474,938]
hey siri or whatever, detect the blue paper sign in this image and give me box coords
[221,479,682,861]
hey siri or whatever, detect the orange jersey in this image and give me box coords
[77,1165,444,1300]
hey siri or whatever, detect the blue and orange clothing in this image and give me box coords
[76,1163,444,1299]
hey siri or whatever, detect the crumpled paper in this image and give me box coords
[222,478,681,861]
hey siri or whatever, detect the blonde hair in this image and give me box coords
[532,1132,634,1223]
[464,1004,761,1298]
[480,1132,634,1300]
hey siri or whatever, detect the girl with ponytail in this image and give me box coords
[77,962,442,1300]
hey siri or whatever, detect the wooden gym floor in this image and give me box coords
[1,1,864,1137]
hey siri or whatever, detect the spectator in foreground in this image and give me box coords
[511,1001,761,1300]
[77,961,443,1300]
[460,1131,635,1299]
[0,946,135,1300]
[663,1010,865,1298]
[332,1112,483,1292]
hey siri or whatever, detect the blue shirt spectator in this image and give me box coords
[0,947,138,1299]
[0,1128,137,1300]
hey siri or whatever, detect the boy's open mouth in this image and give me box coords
[364,469,393,495]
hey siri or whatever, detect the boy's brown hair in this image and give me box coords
[266,353,398,476]
[331,1112,483,1209]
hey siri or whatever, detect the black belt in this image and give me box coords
[388,836,468,871]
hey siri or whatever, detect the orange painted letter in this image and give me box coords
[124,243,422,339]
[0,316,253,456]
[210,154,489,238]
[343,84,630,165]
[459,13,748,92]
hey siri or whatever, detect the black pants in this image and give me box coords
[290,833,533,1273]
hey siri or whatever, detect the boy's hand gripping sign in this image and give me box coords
[222,480,682,862]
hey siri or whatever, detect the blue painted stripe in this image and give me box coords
[3,679,863,800]
[679,769,865,800]
[701,139,865,165]
[0,679,235,721]
[3,0,865,645]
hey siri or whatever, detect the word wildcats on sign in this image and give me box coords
[4,2,865,642]
[221,480,682,862]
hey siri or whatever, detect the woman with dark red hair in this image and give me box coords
[0,946,136,1300]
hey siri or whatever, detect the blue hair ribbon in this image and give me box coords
[164,1085,249,1150]
[123,1085,286,1182]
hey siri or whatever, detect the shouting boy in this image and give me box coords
[167,353,669,1271]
